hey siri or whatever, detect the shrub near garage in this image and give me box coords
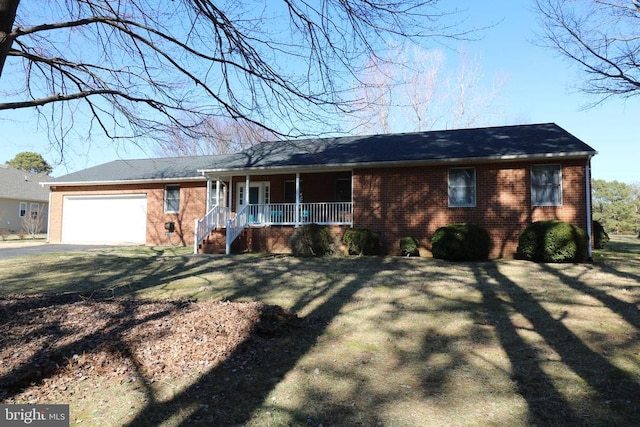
[516,220,589,263]
[431,223,492,261]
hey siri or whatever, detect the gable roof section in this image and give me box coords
[48,155,228,185]
[201,123,597,173]
[0,165,52,201]
[48,123,597,185]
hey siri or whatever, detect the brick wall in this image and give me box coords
[202,225,350,254]
[48,158,590,258]
[49,182,207,246]
[353,159,589,258]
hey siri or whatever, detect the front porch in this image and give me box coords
[194,170,354,254]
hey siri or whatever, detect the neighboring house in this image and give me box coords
[44,123,597,258]
[0,164,51,234]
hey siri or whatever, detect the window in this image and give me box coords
[29,203,40,219]
[448,168,476,207]
[531,165,562,206]
[18,202,27,217]
[284,180,302,203]
[164,185,180,213]
[209,181,225,207]
[335,178,352,202]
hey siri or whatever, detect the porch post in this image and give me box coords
[295,172,300,227]
[205,176,212,212]
[228,175,233,211]
[245,175,250,207]
[215,177,221,226]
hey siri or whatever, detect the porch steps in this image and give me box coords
[198,228,248,254]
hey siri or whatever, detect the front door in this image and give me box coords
[249,187,260,205]
[237,182,270,223]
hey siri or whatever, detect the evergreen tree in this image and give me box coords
[6,152,53,175]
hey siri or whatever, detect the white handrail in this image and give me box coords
[226,204,249,255]
[193,205,231,254]
[245,202,352,225]
[194,202,353,254]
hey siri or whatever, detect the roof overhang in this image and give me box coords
[41,175,207,187]
[198,150,598,176]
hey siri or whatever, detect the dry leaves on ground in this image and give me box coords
[0,293,298,404]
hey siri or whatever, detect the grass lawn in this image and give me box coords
[0,236,639,426]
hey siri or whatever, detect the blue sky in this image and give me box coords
[0,2,637,183]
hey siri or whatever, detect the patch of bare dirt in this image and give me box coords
[0,293,298,404]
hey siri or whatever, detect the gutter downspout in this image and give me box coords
[46,190,52,243]
[585,155,594,260]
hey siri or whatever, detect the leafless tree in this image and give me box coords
[535,0,640,102]
[22,203,45,238]
[0,0,473,157]
[351,45,506,133]
[153,117,276,157]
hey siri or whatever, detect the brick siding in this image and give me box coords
[49,158,590,258]
[353,159,589,258]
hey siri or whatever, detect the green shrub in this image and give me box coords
[516,220,588,263]
[289,224,335,257]
[400,236,420,256]
[592,220,610,249]
[431,223,492,261]
[343,229,380,256]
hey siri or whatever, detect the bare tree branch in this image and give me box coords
[535,0,640,102]
[350,45,506,133]
[0,0,476,158]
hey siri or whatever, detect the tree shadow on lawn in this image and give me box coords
[473,263,640,425]
[3,254,640,425]
[539,263,640,331]
[124,256,390,426]
[0,253,243,297]
[0,294,192,402]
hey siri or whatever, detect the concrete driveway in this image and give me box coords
[0,241,122,260]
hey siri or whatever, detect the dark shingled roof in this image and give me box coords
[50,123,596,184]
[50,155,229,183]
[0,165,52,201]
[208,123,596,172]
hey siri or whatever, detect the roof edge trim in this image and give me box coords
[42,176,207,187]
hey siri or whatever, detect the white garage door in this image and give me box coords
[61,195,147,244]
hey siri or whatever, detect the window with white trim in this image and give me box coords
[29,203,40,219]
[531,165,562,206]
[448,168,476,207]
[18,202,27,217]
[164,185,181,213]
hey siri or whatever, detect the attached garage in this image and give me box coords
[61,194,147,244]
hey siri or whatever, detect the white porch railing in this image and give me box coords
[193,205,231,254]
[194,202,353,254]
[246,202,353,226]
